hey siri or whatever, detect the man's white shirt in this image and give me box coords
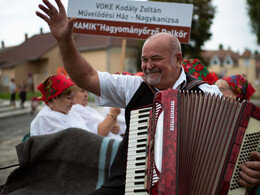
[95,68,222,108]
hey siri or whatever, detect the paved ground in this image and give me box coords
[0,114,35,185]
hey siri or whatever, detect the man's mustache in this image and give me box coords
[145,68,161,74]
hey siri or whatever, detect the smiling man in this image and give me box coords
[141,33,182,89]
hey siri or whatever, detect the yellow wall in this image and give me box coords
[109,47,139,74]
[1,68,15,92]
[0,44,139,92]
[81,50,107,72]
[44,47,64,75]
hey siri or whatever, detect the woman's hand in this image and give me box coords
[109,107,121,116]
[111,124,120,134]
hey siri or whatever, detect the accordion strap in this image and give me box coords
[183,79,208,91]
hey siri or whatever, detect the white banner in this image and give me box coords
[67,0,193,42]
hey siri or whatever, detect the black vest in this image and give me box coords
[102,74,204,193]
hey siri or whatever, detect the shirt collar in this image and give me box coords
[172,67,186,90]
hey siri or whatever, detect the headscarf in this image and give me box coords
[114,71,133,76]
[211,71,219,83]
[222,74,255,101]
[182,59,218,85]
[37,73,75,103]
[115,71,144,76]
[134,72,144,76]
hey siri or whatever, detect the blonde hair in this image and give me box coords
[47,85,77,104]
[58,85,77,98]
[215,79,229,87]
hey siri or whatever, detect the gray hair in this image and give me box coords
[170,36,182,56]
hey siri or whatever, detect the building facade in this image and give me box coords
[201,49,260,97]
[0,32,140,93]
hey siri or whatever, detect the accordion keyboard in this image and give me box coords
[125,106,152,195]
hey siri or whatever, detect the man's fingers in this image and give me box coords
[68,17,76,29]
[42,0,58,13]
[243,160,260,172]
[252,151,260,161]
[239,169,255,188]
[36,11,50,23]
[239,164,260,187]
[38,4,52,17]
[238,178,254,188]
[55,0,66,14]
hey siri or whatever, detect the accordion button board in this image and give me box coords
[228,117,260,194]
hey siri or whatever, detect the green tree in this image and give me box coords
[149,0,215,63]
[247,0,260,45]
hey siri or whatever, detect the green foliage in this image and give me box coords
[149,0,216,64]
[247,0,260,45]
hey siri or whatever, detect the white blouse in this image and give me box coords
[72,104,123,141]
[30,105,96,136]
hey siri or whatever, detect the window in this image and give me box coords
[210,55,220,66]
[3,75,9,86]
[244,59,249,67]
[223,55,233,67]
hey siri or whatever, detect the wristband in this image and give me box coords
[107,113,116,120]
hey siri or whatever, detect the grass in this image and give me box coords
[0,92,96,103]
[0,92,41,101]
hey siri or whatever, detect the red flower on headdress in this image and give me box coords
[194,64,204,72]
[192,72,200,78]
[182,59,217,85]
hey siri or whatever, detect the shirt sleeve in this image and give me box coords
[95,71,143,108]
[199,83,223,97]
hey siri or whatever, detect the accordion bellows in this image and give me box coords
[125,89,260,195]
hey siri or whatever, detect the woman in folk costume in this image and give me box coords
[72,86,123,140]
[216,74,255,101]
[30,73,95,136]
[182,59,218,85]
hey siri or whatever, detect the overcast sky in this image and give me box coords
[0,0,259,54]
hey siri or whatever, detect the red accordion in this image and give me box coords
[125,89,260,195]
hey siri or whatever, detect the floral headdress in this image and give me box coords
[182,59,218,85]
[222,74,255,101]
[37,73,75,103]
